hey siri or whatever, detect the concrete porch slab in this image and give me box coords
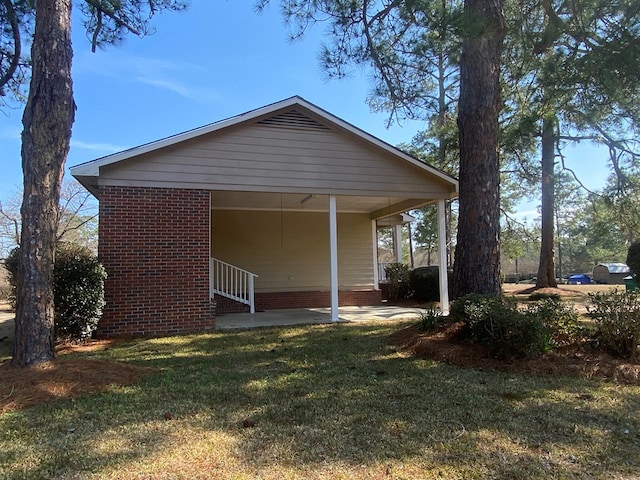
[215,305,423,330]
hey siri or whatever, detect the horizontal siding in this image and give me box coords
[100,122,454,198]
[211,210,374,293]
[337,215,376,289]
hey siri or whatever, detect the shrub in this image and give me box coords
[418,307,445,332]
[450,293,506,324]
[409,266,453,301]
[0,259,10,302]
[54,243,107,340]
[525,298,581,347]
[588,290,640,359]
[627,241,640,281]
[5,244,106,341]
[384,263,411,300]
[451,293,552,359]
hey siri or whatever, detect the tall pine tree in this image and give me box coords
[0,0,187,366]
[261,0,506,297]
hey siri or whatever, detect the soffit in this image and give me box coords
[210,191,431,216]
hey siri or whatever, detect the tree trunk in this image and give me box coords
[13,0,75,367]
[452,0,505,298]
[555,207,562,280]
[535,114,557,288]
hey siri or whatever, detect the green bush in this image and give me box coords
[54,244,107,340]
[0,260,10,301]
[451,294,552,359]
[525,298,581,347]
[5,244,106,341]
[409,266,454,301]
[384,263,411,300]
[627,241,640,281]
[588,290,640,359]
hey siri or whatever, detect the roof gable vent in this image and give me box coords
[256,109,331,131]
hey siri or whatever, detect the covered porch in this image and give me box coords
[209,190,452,321]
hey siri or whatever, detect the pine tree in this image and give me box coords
[0,0,187,366]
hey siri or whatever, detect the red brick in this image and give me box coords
[98,186,214,337]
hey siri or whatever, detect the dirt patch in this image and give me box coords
[389,322,640,385]
[0,345,154,413]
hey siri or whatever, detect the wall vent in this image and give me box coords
[256,109,331,131]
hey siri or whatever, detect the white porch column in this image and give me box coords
[329,195,339,322]
[437,199,450,315]
[394,224,403,263]
[372,220,379,290]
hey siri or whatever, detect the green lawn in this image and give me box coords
[2,320,639,479]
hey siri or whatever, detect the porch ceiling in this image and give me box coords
[210,191,433,218]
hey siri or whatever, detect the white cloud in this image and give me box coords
[76,51,221,102]
[71,139,128,153]
[135,76,193,98]
[134,76,221,102]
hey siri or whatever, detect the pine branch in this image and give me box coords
[0,0,21,93]
[83,0,142,52]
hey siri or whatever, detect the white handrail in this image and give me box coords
[210,257,259,313]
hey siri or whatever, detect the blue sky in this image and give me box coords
[1,1,610,213]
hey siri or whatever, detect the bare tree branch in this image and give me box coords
[56,212,98,242]
[555,142,601,198]
[0,200,19,245]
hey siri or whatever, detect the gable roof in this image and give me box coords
[71,96,458,200]
[596,263,630,274]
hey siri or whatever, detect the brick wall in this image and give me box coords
[215,289,382,314]
[98,186,214,337]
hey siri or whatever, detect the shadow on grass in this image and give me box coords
[2,321,640,478]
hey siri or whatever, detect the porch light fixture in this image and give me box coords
[300,194,314,205]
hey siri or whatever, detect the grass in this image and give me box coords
[1,320,640,479]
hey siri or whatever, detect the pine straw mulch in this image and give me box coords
[510,286,593,296]
[388,321,640,386]
[0,341,154,414]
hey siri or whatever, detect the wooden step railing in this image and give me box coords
[210,257,258,313]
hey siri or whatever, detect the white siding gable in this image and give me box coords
[98,108,454,199]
